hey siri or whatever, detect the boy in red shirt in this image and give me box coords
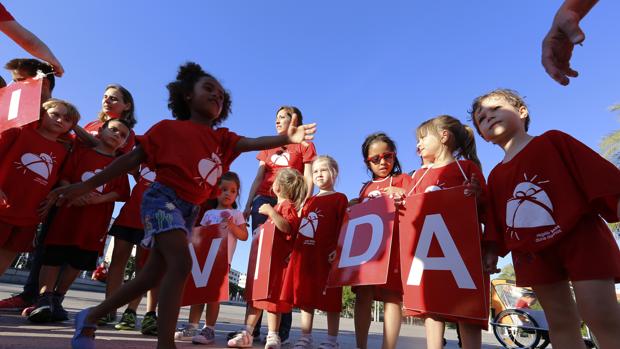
[28,119,131,323]
[0,98,79,276]
[471,88,620,349]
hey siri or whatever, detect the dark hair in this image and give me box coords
[167,62,232,125]
[4,58,55,91]
[98,84,137,128]
[207,171,242,209]
[416,115,482,169]
[102,117,132,131]
[361,132,403,178]
[468,88,530,135]
[0,75,6,88]
[276,106,303,126]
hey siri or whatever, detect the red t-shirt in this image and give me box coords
[0,127,69,225]
[251,199,300,313]
[486,130,620,254]
[137,120,241,205]
[83,119,136,154]
[0,4,14,21]
[283,192,348,312]
[44,144,130,252]
[359,173,412,202]
[113,165,155,229]
[256,142,316,197]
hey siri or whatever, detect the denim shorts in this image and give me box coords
[140,182,200,248]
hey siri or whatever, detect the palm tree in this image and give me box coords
[600,104,620,167]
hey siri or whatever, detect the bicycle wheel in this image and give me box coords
[492,309,542,348]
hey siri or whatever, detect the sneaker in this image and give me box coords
[0,294,32,311]
[97,313,116,326]
[265,333,281,349]
[318,342,339,349]
[192,326,215,345]
[292,336,313,348]
[174,323,199,341]
[51,293,68,322]
[28,293,53,323]
[140,312,158,336]
[227,330,253,348]
[114,309,137,330]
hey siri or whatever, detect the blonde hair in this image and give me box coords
[42,98,81,127]
[274,168,307,210]
[416,115,481,169]
[312,155,339,183]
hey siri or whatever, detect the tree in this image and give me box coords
[600,104,620,168]
[341,286,355,318]
[496,263,515,281]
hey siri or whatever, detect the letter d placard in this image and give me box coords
[327,196,395,287]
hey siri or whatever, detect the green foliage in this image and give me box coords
[497,263,515,281]
[341,286,355,318]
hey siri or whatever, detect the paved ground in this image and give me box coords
[0,282,503,348]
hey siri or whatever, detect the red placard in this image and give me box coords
[399,186,488,321]
[0,78,42,132]
[181,225,229,306]
[327,196,395,287]
[245,222,276,301]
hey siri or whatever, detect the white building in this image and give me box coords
[238,273,247,289]
[229,268,241,285]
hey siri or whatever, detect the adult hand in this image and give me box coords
[542,7,585,85]
[287,113,316,145]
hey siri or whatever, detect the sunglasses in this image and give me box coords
[366,151,395,165]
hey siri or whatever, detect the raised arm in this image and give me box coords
[235,114,316,153]
[72,125,100,147]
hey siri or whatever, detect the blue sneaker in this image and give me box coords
[72,308,97,349]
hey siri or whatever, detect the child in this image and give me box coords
[175,171,248,345]
[103,165,159,335]
[228,168,306,349]
[50,62,316,349]
[0,98,79,276]
[74,84,137,154]
[470,89,620,349]
[4,58,55,103]
[353,132,411,349]
[284,155,347,349]
[28,118,131,323]
[408,115,487,349]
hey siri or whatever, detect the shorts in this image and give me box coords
[0,220,38,252]
[42,245,99,271]
[513,214,620,287]
[141,182,200,248]
[108,225,145,245]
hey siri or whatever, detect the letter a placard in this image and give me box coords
[0,78,42,132]
[327,196,395,287]
[399,186,488,321]
[244,221,276,301]
[181,225,229,306]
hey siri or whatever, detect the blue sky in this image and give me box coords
[2,1,619,273]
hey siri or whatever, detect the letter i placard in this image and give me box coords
[326,196,396,287]
[0,78,42,132]
[181,225,229,306]
[244,221,276,301]
[399,186,488,322]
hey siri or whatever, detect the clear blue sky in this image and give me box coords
[2,1,619,273]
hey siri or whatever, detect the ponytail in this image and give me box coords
[454,124,482,170]
[421,115,482,170]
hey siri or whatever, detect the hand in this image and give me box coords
[483,248,500,274]
[49,60,64,77]
[70,193,94,207]
[287,113,317,145]
[464,172,482,198]
[0,189,8,208]
[383,186,406,205]
[542,8,585,85]
[328,250,337,263]
[243,205,252,221]
[258,203,274,216]
[48,182,93,207]
[219,216,234,233]
[37,198,54,219]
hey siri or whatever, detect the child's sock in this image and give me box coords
[206,325,215,330]
[245,325,255,335]
[188,322,199,329]
[268,330,278,338]
[327,334,338,343]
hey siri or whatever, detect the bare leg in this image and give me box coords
[0,248,18,276]
[244,304,262,332]
[205,303,219,327]
[55,266,81,294]
[425,318,446,349]
[105,238,134,316]
[38,265,61,294]
[354,286,374,349]
[299,308,314,334]
[267,311,281,333]
[187,303,205,324]
[458,322,481,349]
[573,279,620,349]
[532,281,587,349]
[326,311,340,337]
[146,286,159,313]
[382,294,402,349]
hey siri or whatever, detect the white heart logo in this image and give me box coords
[198,153,222,186]
[81,169,104,193]
[270,152,290,166]
[299,211,319,238]
[140,167,156,183]
[506,180,556,229]
[18,152,54,179]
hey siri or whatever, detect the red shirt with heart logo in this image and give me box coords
[486,130,620,254]
[0,127,69,226]
[112,165,155,229]
[282,192,348,312]
[44,144,130,252]
[137,120,241,205]
[255,142,317,197]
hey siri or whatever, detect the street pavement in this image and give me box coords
[0,282,502,348]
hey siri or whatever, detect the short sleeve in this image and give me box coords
[278,200,300,236]
[232,209,246,225]
[301,142,317,163]
[135,121,167,170]
[256,149,268,162]
[0,4,15,21]
[215,128,242,168]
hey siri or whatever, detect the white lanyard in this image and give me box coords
[407,160,468,196]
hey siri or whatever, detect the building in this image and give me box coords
[229,268,241,286]
[238,273,247,289]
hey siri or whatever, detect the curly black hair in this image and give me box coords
[361,132,403,178]
[166,62,232,125]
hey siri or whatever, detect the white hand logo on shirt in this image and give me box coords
[197,153,223,186]
[15,152,55,180]
[81,169,105,193]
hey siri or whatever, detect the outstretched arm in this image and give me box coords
[235,114,316,153]
[0,20,64,77]
[542,0,598,85]
[72,125,100,147]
